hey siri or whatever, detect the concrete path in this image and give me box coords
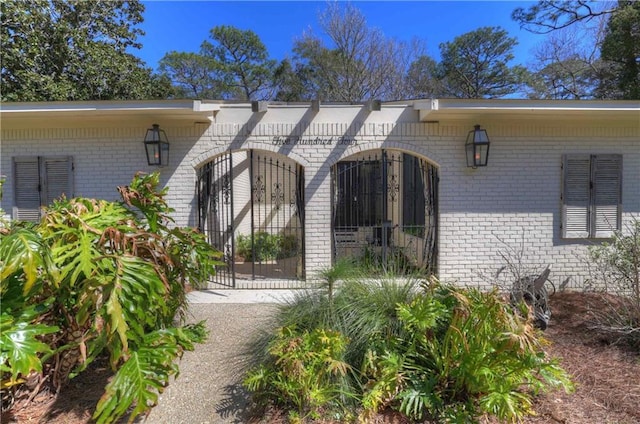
[187,289,298,304]
[143,291,291,424]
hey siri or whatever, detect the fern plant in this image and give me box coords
[0,172,222,423]
[362,282,574,422]
[244,326,353,421]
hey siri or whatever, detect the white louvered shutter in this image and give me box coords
[562,155,590,238]
[592,155,622,238]
[42,156,74,206]
[13,157,42,222]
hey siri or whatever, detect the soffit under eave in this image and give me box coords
[417,108,640,124]
[0,108,217,129]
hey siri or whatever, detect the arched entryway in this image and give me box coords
[197,150,305,288]
[332,149,438,274]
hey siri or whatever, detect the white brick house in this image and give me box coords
[1,99,639,289]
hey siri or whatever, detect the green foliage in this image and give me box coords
[0,0,172,101]
[599,1,640,100]
[244,277,573,423]
[587,219,640,347]
[236,231,299,262]
[355,247,418,276]
[243,326,352,421]
[160,25,277,100]
[203,25,277,100]
[0,172,221,423]
[159,51,222,99]
[0,304,58,389]
[438,26,528,99]
[362,283,573,422]
[93,322,208,424]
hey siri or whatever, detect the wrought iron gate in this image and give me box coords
[332,150,438,274]
[197,150,305,288]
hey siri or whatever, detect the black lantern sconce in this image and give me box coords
[465,124,490,168]
[144,124,169,167]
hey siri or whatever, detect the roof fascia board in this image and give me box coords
[0,100,208,114]
[414,98,640,121]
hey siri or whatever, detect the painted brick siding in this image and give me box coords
[2,106,639,290]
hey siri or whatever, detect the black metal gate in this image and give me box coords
[197,150,305,288]
[332,150,438,274]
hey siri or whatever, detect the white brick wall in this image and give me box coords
[2,105,638,289]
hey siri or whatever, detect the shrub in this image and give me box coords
[586,219,640,348]
[0,172,222,423]
[243,326,352,422]
[362,283,573,422]
[243,273,573,423]
[236,231,299,262]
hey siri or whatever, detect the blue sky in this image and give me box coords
[136,1,543,71]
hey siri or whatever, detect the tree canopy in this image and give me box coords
[436,27,527,99]
[3,1,636,102]
[512,0,618,34]
[599,1,640,99]
[284,3,423,102]
[513,0,640,100]
[1,0,172,102]
[159,26,277,101]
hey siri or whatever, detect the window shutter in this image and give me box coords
[13,157,42,222]
[42,156,74,206]
[562,155,590,238]
[592,154,622,238]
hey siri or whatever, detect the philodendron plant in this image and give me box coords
[0,171,222,423]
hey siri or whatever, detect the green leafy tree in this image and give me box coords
[598,1,640,99]
[0,0,172,101]
[272,58,319,102]
[158,51,223,99]
[201,25,277,100]
[405,55,447,99]
[438,26,528,98]
[0,172,222,423]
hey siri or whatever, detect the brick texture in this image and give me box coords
[2,106,638,289]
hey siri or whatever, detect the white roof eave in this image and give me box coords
[0,100,221,123]
[414,98,640,122]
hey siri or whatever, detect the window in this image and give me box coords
[562,154,622,238]
[13,156,74,221]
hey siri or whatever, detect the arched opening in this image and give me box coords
[332,149,438,274]
[197,150,305,288]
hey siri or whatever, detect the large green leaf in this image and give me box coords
[93,324,207,424]
[0,308,59,388]
[0,227,48,295]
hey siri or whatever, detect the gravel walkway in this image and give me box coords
[144,302,279,424]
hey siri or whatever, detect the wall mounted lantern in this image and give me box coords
[465,124,490,168]
[144,124,169,167]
